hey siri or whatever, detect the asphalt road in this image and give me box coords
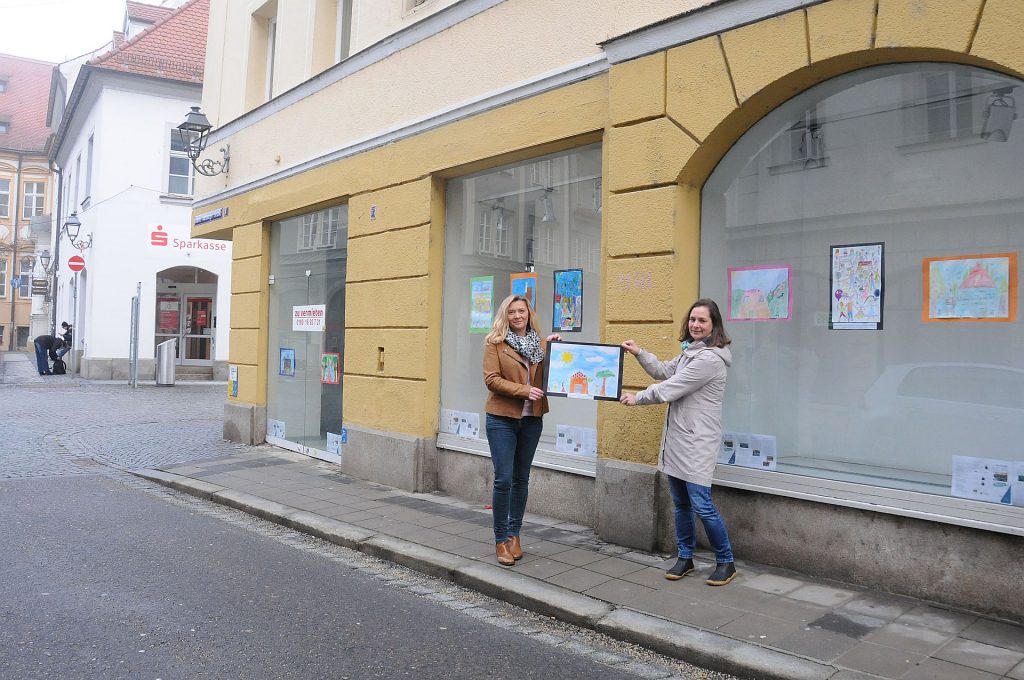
[1,473,663,680]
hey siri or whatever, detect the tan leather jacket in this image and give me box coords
[483,339,550,418]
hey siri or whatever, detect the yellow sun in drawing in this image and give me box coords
[561,351,574,364]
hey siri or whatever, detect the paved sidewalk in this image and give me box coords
[139,448,1024,680]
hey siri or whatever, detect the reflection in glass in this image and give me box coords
[700,63,1024,496]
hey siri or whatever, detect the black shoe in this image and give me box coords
[706,562,737,586]
[664,557,694,580]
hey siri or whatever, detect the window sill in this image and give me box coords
[160,194,194,206]
[713,464,1024,537]
[767,157,830,175]
[80,197,91,210]
[896,135,986,155]
[436,432,597,477]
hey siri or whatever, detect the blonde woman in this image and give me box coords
[483,294,560,566]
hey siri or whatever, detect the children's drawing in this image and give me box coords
[279,348,296,376]
[544,341,623,401]
[320,352,340,385]
[469,276,494,333]
[727,265,792,321]
[552,269,583,332]
[510,272,537,310]
[923,253,1017,322]
[830,242,884,330]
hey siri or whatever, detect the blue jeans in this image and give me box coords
[486,414,543,543]
[34,341,51,374]
[55,345,70,359]
[667,475,734,563]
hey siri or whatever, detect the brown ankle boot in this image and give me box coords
[508,535,523,560]
[495,540,515,566]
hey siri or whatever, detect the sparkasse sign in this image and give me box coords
[150,224,228,252]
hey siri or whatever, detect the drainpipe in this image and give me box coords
[8,151,23,350]
[50,163,62,336]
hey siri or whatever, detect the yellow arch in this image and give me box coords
[600,0,1024,463]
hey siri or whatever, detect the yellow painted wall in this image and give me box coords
[207,0,1024,464]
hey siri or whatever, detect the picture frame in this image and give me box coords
[552,269,583,332]
[727,264,792,321]
[279,347,296,377]
[469,275,494,333]
[543,340,624,401]
[510,271,537,310]
[829,242,884,330]
[320,352,340,385]
[922,252,1017,323]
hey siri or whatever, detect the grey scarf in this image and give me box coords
[505,329,545,365]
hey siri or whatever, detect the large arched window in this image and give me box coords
[700,63,1023,522]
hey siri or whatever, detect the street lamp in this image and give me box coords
[177,106,230,176]
[38,249,51,271]
[63,212,92,250]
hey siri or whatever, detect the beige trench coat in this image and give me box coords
[634,344,732,487]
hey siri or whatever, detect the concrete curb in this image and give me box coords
[283,510,376,549]
[135,468,840,680]
[595,609,835,680]
[455,562,614,628]
[362,535,472,581]
[136,468,226,499]
[211,489,301,523]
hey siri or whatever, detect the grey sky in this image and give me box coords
[0,0,126,64]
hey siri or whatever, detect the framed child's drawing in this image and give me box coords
[544,340,624,401]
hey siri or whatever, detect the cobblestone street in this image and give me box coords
[0,352,248,479]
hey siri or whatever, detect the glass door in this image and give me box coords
[155,294,182,361]
[182,295,214,365]
[266,206,348,463]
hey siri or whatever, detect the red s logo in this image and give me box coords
[151,225,168,246]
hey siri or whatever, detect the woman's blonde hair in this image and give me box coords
[486,294,541,344]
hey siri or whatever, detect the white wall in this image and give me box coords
[53,76,233,362]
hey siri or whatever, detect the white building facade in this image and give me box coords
[49,0,229,380]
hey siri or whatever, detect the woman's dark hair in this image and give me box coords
[679,298,731,347]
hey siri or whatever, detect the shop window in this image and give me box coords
[700,63,1023,524]
[439,144,603,473]
[266,204,348,462]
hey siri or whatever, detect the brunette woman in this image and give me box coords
[620,298,737,586]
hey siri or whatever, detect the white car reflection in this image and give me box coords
[862,363,1024,474]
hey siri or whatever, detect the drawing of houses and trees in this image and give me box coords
[545,341,623,401]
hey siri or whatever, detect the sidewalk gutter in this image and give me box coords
[135,468,838,680]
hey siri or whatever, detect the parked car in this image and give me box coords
[860,363,1024,476]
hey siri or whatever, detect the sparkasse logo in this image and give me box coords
[151,224,169,246]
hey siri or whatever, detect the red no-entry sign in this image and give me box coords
[68,255,86,272]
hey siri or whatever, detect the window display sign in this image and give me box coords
[552,269,583,332]
[923,252,1017,322]
[469,276,494,333]
[544,340,623,401]
[830,242,884,330]
[293,304,326,331]
[510,271,537,309]
[728,264,792,321]
[157,296,180,333]
[555,424,597,457]
[951,455,1013,505]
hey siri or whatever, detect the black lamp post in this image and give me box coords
[177,106,229,176]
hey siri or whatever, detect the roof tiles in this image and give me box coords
[0,53,55,152]
[90,0,209,84]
